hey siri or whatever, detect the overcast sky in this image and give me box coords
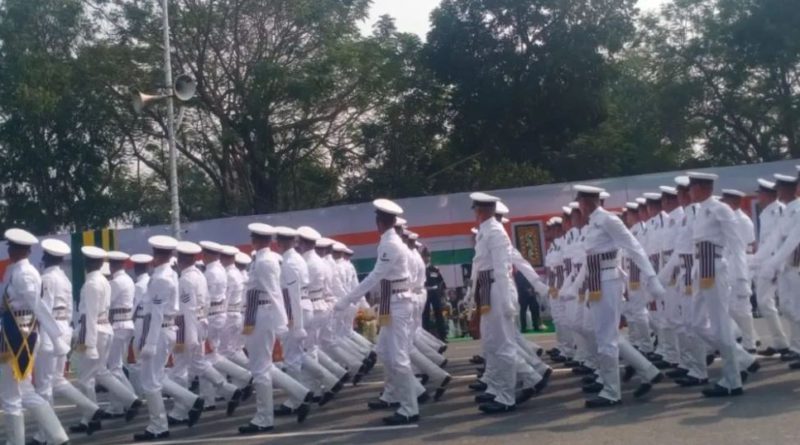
[359,0,669,38]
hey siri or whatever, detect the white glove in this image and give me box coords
[292,328,308,340]
[84,346,99,360]
[52,337,70,356]
[646,275,666,300]
[140,344,156,359]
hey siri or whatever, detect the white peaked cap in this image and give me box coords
[131,254,153,264]
[635,197,647,205]
[373,198,404,216]
[757,178,776,190]
[176,241,202,255]
[81,246,107,259]
[659,186,677,196]
[5,228,38,246]
[148,235,178,250]
[774,173,797,183]
[199,241,224,252]
[469,192,501,203]
[600,191,610,199]
[221,245,239,256]
[332,242,347,252]
[316,238,334,248]
[274,226,297,238]
[495,201,510,215]
[562,206,572,215]
[687,171,719,181]
[41,239,70,257]
[394,217,407,227]
[625,202,639,210]
[644,192,662,200]
[107,251,130,261]
[573,184,605,195]
[722,189,746,198]
[247,223,276,236]
[297,226,322,242]
[235,252,252,265]
[675,176,690,187]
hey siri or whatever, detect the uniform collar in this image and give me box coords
[112,269,127,279]
[43,265,61,274]
[282,248,295,259]
[86,270,104,279]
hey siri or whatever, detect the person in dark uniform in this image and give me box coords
[422,249,448,341]
[514,270,542,332]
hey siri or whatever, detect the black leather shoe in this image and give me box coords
[758,347,778,357]
[475,393,496,404]
[676,376,708,387]
[746,348,757,354]
[789,361,800,370]
[547,347,561,356]
[241,379,254,402]
[551,355,567,363]
[564,360,581,368]
[646,352,663,362]
[438,345,448,354]
[440,359,449,368]
[69,423,90,434]
[652,360,672,370]
[582,375,598,385]
[227,389,243,416]
[634,373,663,398]
[368,399,392,410]
[331,380,344,394]
[434,376,451,402]
[368,351,377,362]
[352,372,365,386]
[125,399,143,423]
[740,371,749,383]
[469,381,488,392]
[479,401,516,414]
[416,374,430,385]
[340,373,352,384]
[780,351,799,362]
[666,368,689,379]
[418,392,430,404]
[238,423,274,435]
[516,388,538,404]
[571,365,594,376]
[582,382,603,394]
[534,370,552,392]
[585,397,621,408]
[319,391,335,406]
[382,413,419,425]
[167,416,187,426]
[274,405,294,416]
[702,385,743,398]
[133,430,170,442]
[470,355,485,364]
[187,398,204,427]
[706,354,716,366]
[26,440,46,445]
[101,411,124,420]
[296,402,311,424]
[622,365,636,383]
[747,360,761,373]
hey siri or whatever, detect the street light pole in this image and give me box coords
[162,0,181,239]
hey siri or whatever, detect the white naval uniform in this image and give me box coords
[626,221,653,353]
[320,254,364,375]
[659,207,685,365]
[689,196,749,390]
[336,228,419,417]
[580,207,659,402]
[545,238,572,356]
[753,199,789,350]
[129,272,150,397]
[471,217,519,407]
[73,270,138,424]
[220,264,246,362]
[33,265,100,424]
[765,198,800,354]
[243,246,287,428]
[728,208,758,350]
[107,269,138,414]
[138,264,200,435]
[1,259,69,445]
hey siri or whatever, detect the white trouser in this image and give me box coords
[317,349,348,379]
[377,298,419,416]
[756,274,789,349]
[625,288,652,353]
[219,313,245,359]
[73,331,138,423]
[588,278,623,402]
[34,347,99,421]
[550,297,574,356]
[778,270,800,353]
[619,335,660,383]
[691,274,742,390]
[170,343,236,420]
[206,313,227,364]
[244,317,277,428]
[480,302,518,407]
[107,328,137,414]
[660,287,681,364]
[729,292,758,350]
[410,348,449,387]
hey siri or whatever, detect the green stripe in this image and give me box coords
[353,248,475,275]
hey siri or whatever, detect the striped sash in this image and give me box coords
[628,259,641,290]
[475,270,493,315]
[379,279,392,326]
[681,254,694,295]
[564,258,573,276]
[792,245,800,268]
[282,288,292,327]
[649,253,661,274]
[175,314,185,351]
[243,289,263,332]
[76,314,87,346]
[695,241,721,290]
[138,314,151,350]
[555,265,565,289]
[586,251,618,302]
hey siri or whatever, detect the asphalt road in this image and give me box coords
[4,323,800,445]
